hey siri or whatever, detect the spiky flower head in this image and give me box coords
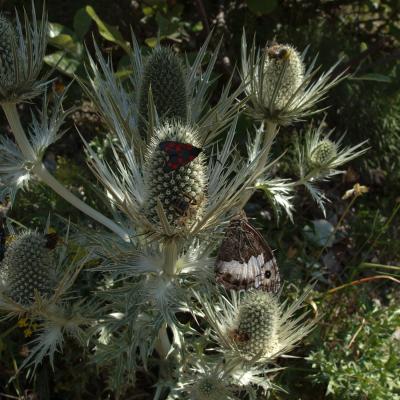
[190,375,231,400]
[0,231,56,305]
[241,32,347,126]
[0,15,16,86]
[234,291,279,359]
[143,121,207,229]
[262,43,305,111]
[139,47,187,136]
[309,138,337,168]
[198,287,317,364]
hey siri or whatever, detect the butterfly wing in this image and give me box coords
[243,221,281,293]
[215,213,281,293]
[159,141,202,171]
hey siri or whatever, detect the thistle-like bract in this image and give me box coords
[0,16,15,86]
[143,122,207,228]
[235,291,279,358]
[139,47,188,135]
[263,44,305,111]
[0,231,55,305]
[0,5,48,103]
[309,138,337,168]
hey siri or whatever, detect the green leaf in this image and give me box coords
[48,33,83,56]
[47,22,82,56]
[145,37,158,48]
[192,21,203,32]
[155,12,179,37]
[73,8,92,39]
[44,51,81,77]
[48,22,66,38]
[352,73,392,83]
[247,0,278,15]
[142,6,154,16]
[85,6,130,54]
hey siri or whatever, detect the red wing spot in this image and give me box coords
[159,141,202,171]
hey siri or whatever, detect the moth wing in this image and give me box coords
[260,256,280,293]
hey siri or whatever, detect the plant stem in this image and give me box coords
[326,274,400,295]
[163,238,178,276]
[239,120,277,208]
[154,323,171,360]
[316,195,357,260]
[2,102,129,241]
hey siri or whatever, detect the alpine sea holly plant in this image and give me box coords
[0,3,367,398]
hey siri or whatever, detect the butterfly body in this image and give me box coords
[171,193,205,226]
[215,212,280,293]
[159,141,202,172]
[267,44,290,61]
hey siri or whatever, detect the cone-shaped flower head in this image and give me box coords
[197,287,317,366]
[190,375,231,400]
[309,138,337,168]
[241,32,346,126]
[139,47,188,135]
[0,231,56,305]
[143,121,207,229]
[234,291,279,358]
[0,16,16,86]
[262,43,305,111]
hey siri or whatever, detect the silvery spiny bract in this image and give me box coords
[0,6,48,103]
[143,122,207,227]
[0,231,55,305]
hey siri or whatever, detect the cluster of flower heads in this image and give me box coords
[0,3,369,397]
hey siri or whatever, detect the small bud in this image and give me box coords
[143,122,207,228]
[310,139,337,168]
[0,231,56,305]
[190,376,230,400]
[234,291,279,358]
[263,43,305,111]
[139,47,187,135]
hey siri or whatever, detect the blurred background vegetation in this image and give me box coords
[0,0,399,399]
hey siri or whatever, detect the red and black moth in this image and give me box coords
[159,141,202,172]
[215,211,281,293]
